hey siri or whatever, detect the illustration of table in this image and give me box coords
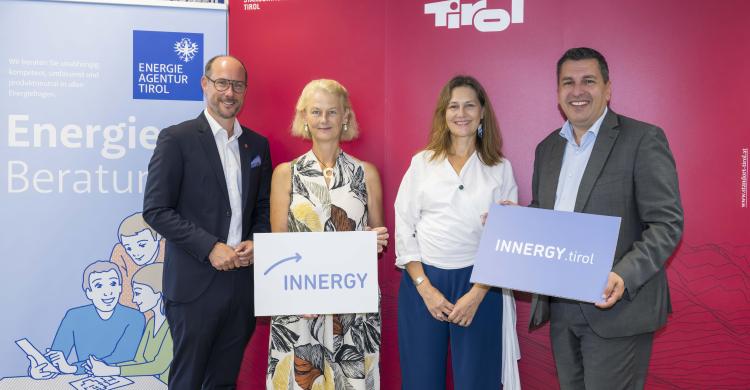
[0,374,167,389]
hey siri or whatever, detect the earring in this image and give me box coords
[343,123,349,132]
[477,122,484,139]
[304,123,310,134]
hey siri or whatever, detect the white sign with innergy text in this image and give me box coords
[253,231,378,316]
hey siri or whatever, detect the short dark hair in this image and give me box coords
[556,47,609,83]
[204,55,247,82]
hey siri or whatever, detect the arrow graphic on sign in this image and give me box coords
[263,252,302,275]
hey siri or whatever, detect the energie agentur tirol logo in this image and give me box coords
[133,30,203,101]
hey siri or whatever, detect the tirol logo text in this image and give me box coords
[424,0,524,32]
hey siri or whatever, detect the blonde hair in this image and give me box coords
[132,263,164,315]
[82,261,121,292]
[118,212,158,241]
[425,75,504,166]
[290,79,359,141]
[132,263,163,293]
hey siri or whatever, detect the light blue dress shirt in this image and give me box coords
[554,108,608,212]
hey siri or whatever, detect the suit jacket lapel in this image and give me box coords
[574,109,620,212]
[540,135,566,209]
[238,131,252,208]
[197,112,230,207]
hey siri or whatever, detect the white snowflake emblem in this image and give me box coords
[174,38,199,63]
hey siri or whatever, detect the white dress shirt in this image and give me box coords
[204,109,243,248]
[394,150,518,269]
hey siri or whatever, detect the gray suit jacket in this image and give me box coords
[529,109,683,338]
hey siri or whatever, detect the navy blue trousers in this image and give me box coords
[165,269,255,390]
[398,263,503,390]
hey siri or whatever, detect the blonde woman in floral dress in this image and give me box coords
[266,79,388,390]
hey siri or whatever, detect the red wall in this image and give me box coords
[230,1,750,388]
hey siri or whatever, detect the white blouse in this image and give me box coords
[394,150,518,269]
[394,149,522,389]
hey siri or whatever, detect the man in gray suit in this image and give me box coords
[529,47,683,389]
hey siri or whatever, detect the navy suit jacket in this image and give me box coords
[143,112,271,303]
[529,109,683,337]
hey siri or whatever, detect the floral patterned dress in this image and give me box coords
[266,150,381,390]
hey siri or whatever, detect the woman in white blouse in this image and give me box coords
[395,75,520,389]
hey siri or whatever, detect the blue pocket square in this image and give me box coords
[250,155,262,168]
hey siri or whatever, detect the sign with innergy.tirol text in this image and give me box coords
[254,231,378,316]
[471,204,621,303]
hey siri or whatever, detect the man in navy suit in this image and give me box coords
[143,55,271,389]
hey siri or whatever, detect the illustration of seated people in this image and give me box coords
[84,263,172,384]
[110,212,165,310]
[27,261,145,379]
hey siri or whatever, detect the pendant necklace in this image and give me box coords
[313,150,337,179]
[322,165,334,179]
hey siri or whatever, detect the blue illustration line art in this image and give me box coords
[263,253,302,275]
